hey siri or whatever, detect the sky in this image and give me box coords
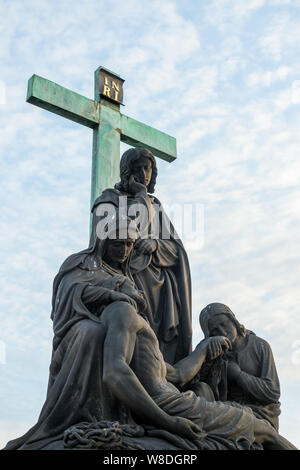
[1,0,300,449]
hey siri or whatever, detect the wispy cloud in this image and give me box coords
[1,0,300,449]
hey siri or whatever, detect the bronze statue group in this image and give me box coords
[4,148,297,450]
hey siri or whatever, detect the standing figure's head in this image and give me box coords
[115,147,158,194]
[200,303,246,346]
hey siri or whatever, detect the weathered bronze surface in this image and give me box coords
[196,303,281,430]
[92,147,192,364]
[26,66,177,206]
[4,216,296,450]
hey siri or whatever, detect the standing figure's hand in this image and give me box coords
[128,175,148,195]
[135,239,157,255]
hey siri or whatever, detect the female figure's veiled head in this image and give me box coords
[83,211,139,276]
[101,214,139,267]
[115,147,158,194]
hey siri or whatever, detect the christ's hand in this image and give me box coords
[206,336,231,360]
[167,416,203,441]
[109,291,138,310]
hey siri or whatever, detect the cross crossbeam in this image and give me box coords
[27,75,99,128]
[26,67,177,209]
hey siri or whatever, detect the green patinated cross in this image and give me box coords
[26,66,177,210]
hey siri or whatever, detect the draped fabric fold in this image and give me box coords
[198,303,281,430]
[4,221,135,450]
[92,188,192,364]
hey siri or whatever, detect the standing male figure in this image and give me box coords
[93,147,192,364]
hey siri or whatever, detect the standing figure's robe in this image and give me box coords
[93,187,192,364]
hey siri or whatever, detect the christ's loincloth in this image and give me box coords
[153,390,263,450]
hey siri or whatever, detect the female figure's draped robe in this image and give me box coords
[4,220,140,450]
[4,231,261,451]
[93,188,192,365]
[4,202,193,451]
[5,228,268,450]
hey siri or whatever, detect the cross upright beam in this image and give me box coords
[26,66,177,210]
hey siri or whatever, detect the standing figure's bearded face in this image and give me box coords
[131,156,152,188]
